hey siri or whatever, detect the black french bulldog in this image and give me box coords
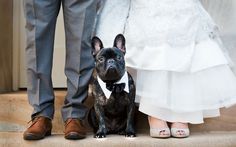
[88,34,136,138]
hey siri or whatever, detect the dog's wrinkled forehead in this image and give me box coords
[96,47,124,59]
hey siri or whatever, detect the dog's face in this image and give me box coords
[91,34,126,83]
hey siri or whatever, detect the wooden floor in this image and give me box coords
[1,132,236,147]
[0,90,236,146]
[1,90,236,133]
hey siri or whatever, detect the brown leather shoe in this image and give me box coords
[64,118,87,140]
[23,116,52,140]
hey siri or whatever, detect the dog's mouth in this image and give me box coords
[107,65,116,71]
[105,66,118,76]
[102,66,121,82]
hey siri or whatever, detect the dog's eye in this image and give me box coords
[116,55,122,60]
[98,57,105,62]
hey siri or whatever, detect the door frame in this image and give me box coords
[12,0,22,90]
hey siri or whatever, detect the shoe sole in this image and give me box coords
[23,131,51,140]
[65,132,86,140]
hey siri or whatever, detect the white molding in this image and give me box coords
[12,0,21,91]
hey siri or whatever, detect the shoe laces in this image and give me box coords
[65,118,79,127]
[27,116,42,128]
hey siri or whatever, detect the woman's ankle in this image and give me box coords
[171,122,189,129]
[148,116,169,129]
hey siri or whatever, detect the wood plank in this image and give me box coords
[1,132,236,147]
[0,0,13,92]
[0,91,236,133]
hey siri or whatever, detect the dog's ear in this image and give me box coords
[113,34,126,54]
[91,36,104,57]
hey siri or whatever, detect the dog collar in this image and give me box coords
[97,71,129,99]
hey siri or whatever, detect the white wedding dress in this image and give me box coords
[95,0,236,124]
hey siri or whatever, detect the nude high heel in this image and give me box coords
[170,123,190,138]
[148,116,170,138]
[150,128,171,138]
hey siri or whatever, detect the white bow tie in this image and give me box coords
[97,71,129,99]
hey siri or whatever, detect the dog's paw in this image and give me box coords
[125,126,136,137]
[125,132,136,138]
[118,130,126,135]
[94,132,106,138]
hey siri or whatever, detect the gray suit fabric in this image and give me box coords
[24,0,97,122]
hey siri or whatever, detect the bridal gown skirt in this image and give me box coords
[96,0,236,124]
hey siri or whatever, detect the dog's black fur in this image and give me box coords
[88,34,136,138]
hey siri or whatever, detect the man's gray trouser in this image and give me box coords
[24,0,97,122]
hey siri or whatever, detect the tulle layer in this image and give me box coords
[125,39,228,72]
[129,65,236,123]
